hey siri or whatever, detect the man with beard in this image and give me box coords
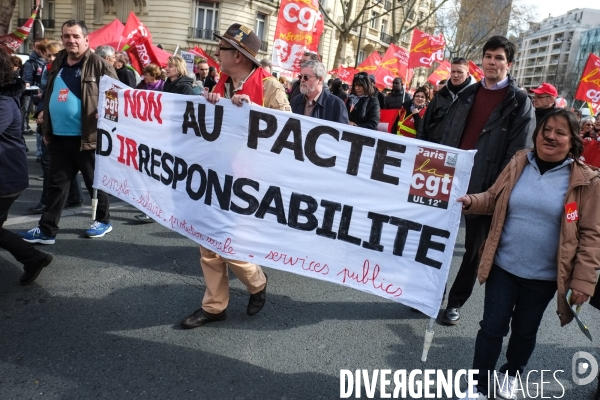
[290,60,348,124]
[417,57,476,143]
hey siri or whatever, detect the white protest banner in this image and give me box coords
[96,76,475,318]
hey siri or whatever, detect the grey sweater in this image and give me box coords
[494,153,572,280]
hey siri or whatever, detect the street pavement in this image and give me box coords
[1,133,599,399]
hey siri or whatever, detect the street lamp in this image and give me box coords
[553,37,571,87]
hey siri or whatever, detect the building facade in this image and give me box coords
[512,8,600,100]
[573,27,600,86]
[11,0,436,88]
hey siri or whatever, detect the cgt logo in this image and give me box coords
[572,351,598,386]
[564,202,579,222]
[586,89,600,104]
[103,85,122,122]
[408,148,457,209]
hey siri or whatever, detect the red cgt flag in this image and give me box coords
[372,44,412,90]
[0,1,40,54]
[427,60,451,85]
[356,51,382,74]
[468,61,484,82]
[126,36,161,75]
[335,65,357,84]
[121,12,152,49]
[575,53,600,108]
[271,0,324,72]
[408,29,445,69]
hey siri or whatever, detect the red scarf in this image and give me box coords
[212,68,272,106]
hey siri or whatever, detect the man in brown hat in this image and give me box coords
[181,23,290,330]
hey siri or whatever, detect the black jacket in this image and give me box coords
[346,96,380,130]
[385,90,410,109]
[291,89,349,124]
[0,79,27,196]
[440,75,535,194]
[417,75,477,143]
[534,105,556,127]
[163,75,194,95]
[374,88,386,109]
[197,75,217,92]
[116,65,136,88]
[332,89,347,103]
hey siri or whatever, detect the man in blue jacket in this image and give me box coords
[290,60,348,124]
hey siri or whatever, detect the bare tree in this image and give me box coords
[438,0,535,61]
[0,0,16,36]
[320,0,442,69]
[390,0,448,43]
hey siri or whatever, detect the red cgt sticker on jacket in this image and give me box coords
[58,88,69,102]
[565,202,579,222]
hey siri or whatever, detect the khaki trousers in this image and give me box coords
[199,245,267,313]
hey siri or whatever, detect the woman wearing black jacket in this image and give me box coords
[0,48,52,284]
[163,56,194,95]
[345,72,380,130]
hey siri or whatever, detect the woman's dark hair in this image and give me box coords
[413,86,430,102]
[331,78,343,93]
[0,48,15,86]
[532,108,583,160]
[351,72,374,96]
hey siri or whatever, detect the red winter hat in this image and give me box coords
[530,83,558,97]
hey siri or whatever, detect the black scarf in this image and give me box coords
[446,77,470,95]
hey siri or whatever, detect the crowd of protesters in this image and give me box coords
[1,18,599,400]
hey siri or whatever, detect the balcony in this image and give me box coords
[259,41,268,52]
[188,28,219,41]
[383,0,392,10]
[380,32,393,44]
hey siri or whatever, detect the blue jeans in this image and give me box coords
[473,265,557,394]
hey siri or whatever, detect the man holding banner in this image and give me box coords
[439,37,535,325]
[181,23,290,329]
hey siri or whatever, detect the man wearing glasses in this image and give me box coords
[529,82,558,125]
[288,50,321,101]
[417,57,475,144]
[195,59,216,92]
[181,23,290,330]
[290,60,348,124]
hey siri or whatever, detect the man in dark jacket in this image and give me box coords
[196,59,216,92]
[530,82,557,126]
[21,42,47,134]
[440,36,535,326]
[385,78,410,109]
[288,50,320,101]
[291,60,348,124]
[22,20,118,245]
[417,57,476,143]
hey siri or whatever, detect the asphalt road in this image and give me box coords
[1,133,598,400]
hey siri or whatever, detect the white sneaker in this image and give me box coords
[460,382,488,399]
[496,372,518,399]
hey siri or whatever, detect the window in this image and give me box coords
[73,0,86,21]
[357,50,365,64]
[192,1,220,40]
[370,12,378,28]
[256,13,266,42]
[45,1,56,29]
[381,19,387,34]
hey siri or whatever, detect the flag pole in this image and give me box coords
[421,317,436,362]
[91,189,98,221]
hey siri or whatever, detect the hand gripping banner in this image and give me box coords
[95,76,475,318]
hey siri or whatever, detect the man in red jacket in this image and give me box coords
[181,23,290,329]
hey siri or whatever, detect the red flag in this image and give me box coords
[335,65,357,84]
[372,44,412,90]
[408,29,445,69]
[0,2,40,53]
[575,54,600,110]
[126,36,160,74]
[121,12,152,49]
[271,0,324,72]
[190,46,220,73]
[468,61,484,82]
[427,60,451,86]
[356,52,382,74]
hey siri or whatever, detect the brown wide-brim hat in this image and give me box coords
[214,24,261,67]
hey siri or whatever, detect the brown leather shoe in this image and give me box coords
[247,273,267,316]
[181,308,226,329]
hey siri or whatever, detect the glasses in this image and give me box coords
[298,74,316,81]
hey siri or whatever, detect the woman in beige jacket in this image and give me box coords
[457,109,600,400]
